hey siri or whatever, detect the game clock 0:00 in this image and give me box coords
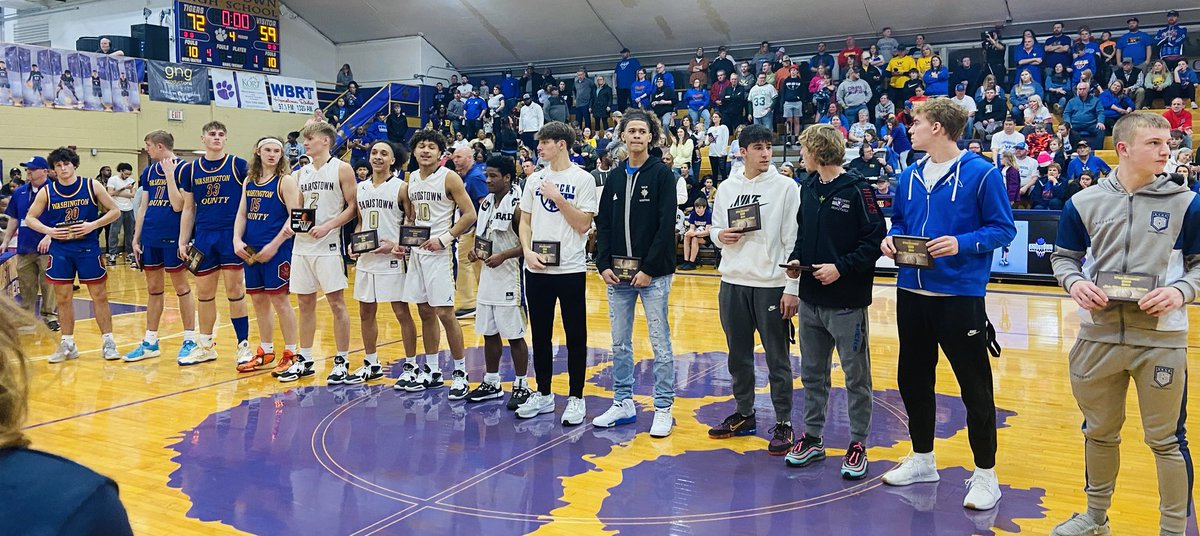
[175,0,280,74]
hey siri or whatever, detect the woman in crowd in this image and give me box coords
[1023,95,1053,132]
[1045,63,1072,111]
[975,74,1006,102]
[999,150,1022,208]
[1010,69,1045,125]
[669,127,694,177]
[1064,170,1094,199]
[1167,59,1198,105]
[922,55,949,96]
[336,64,353,92]
[882,113,911,167]
[704,110,731,182]
[1143,60,1172,108]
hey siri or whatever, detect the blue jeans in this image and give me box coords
[753,113,773,130]
[689,108,711,130]
[607,274,675,408]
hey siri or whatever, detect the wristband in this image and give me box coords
[438,232,455,247]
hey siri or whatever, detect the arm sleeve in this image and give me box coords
[1052,199,1090,292]
[835,185,887,274]
[954,166,1017,253]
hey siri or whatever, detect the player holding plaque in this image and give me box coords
[515,122,599,426]
[592,109,680,437]
[1049,112,1200,536]
[880,99,1015,511]
[705,124,802,456]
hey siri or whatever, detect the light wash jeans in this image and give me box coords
[689,107,711,131]
[608,274,675,409]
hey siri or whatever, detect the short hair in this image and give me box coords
[116,163,133,173]
[486,155,516,179]
[1113,111,1171,145]
[914,98,968,141]
[144,129,174,149]
[535,121,576,147]
[409,129,448,154]
[616,108,663,147]
[694,197,708,208]
[300,121,338,144]
[738,124,775,149]
[1047,163,1062,173]
[797,124,845,166]
[201,120,227,134]
[47,147,79,168]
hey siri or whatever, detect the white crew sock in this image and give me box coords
[299,347,312,363]
[260,342,274,353]
[425,354,440,373]
[365,353,380,366]
[182,330,196,342]
[513,375,527,388]
[144,330,158,344]
[453,358,465,372]
[62,334,75,345]
[484,372,501,386]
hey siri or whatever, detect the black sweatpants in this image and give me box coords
[896,290,997,469]
[526,271,588,397]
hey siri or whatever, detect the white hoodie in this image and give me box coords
[710,165,801,288]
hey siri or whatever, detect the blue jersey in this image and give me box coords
[45,177,100,254]
[138,161,182,247]
[243,175,289,248]
[181,154,248,232]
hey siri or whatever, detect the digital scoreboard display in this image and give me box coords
[175,0,280,73]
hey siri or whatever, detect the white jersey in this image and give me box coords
[356,177,406,274]
[407,166,456,256]
[294,156,347,256]
[518,165,599,275]
[476,185,523,306]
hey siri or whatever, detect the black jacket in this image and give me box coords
[592,85,613,115]
[595,155,677,277]
[387,112,409,144]
[788,171,886,308]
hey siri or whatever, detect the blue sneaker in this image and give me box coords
[124,340,161,362]
[177,340,198,361]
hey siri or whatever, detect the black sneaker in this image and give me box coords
[45,319,60,332]
[507,385,532,411]
[767,422,796,456]
[708,411,757,439]
[784,433,826,467]
[454,308,476,319]
[345,361,384,384]
[465,381,504,403]
[278,360,315,382]
[447,370,470,400]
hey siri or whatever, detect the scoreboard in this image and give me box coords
[175,0,280,74]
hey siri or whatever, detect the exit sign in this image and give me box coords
[167,109,185,122]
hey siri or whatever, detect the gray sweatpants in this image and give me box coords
[798,301,873,444]
[718,281,793,422]
[16,253,56,321]
[1069,339,1189,535]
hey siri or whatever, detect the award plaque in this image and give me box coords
[184,245,206,275]
[290,208,316,233]
[892,235,934,269]
[778,263,815,272]
[475,237,493,259]
[532,241,560,266]
[613,256,641,281]
[243,245,259,266]
[400,226,432,247]
[1096,271,1158,302]
[727,203,762,232]
[351,230,380,255]
[54,221,78,241]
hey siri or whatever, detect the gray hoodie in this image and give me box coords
[1052,170,1200,348]
[836,78,873,108]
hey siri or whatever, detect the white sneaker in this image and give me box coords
[592,399,636,428]
[101,339,120,360]
[1050,513,1111,535]
[649,406,673,437]
[235,341,252,366]
[516,392,555,419]
[561,396,586,426]
[962,468,1002,510]
[179,343,217,366]
[882,452,940,486]
[48,340,80,364]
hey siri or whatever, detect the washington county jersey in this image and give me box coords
[407,166,455,256]
[356,177,406,274]
[45,177,100,254]
[138,161,182,247]
[244,175,290,249]
[475,185,523,306]
[294,157,347,256]
[181,155,248,231]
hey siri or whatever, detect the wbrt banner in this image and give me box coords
[266,75,317,114]
[0,42,144,112]
[147,61,210,105]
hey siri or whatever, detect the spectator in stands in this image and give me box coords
[463,89,487,136]
[1021,95,1051,133]
[974,86,1007,141]
[1165,97,1194,149]
[882,114,911,166]
[773,56,795,91]
[1167,60,1197,107]
[651,62,674,91]
[1029,162,1067,209]
[545,86,569,124]
[922,56,949,96]
[1026,120,1052,154]
[669,127,694,177]
[709,46,734,84]
[344,81,361,111]
[750,41,773,72]
[945,83,976,137]
[684,78,711,131]
[1009,69,1045,125]
[495,117,519,157]
[1068,43,1095,86]
[367,110,388,144]
[679,197,712,270]
[1167,147,1193,174]
[3,169,21,198]
[915,45,935,75]
[847,109,875,149]
[1013,143,1039,184]
[1099,80,1136,132]
[874,94,895,128]
[1054,123,1080,156]
[95,37,124,57]
[383,104,408,147]
[760,61,776,86]
[1064,82,1106,148]
[1156,10,1188,64]
[1065,140,1111,181]
[651,77,677,133]
[1109,59,1144,110]
[876,27,900,62]
[327,97,350,126]
[811,42,835,76]
[901,69,924,104]
[591,76,613,130]
[991,119,1026,163]
[999,150,1021,206]
[572,69,595,130]
[1013,31,1045,85]
[630,69,651,110]
[1143,60,1172,108]
[837,67,873,121]
[1064,169,1094,200]
[688,47,710,88]
[457,74,474,97]
[518,93,544,150]
[847,144,891,180]
[720,73,750,130]
[349,126,369,164]
[705,111,730,183]
[447,90,466,135]
[982,29,1007,86]
[335,64,353,92]
[886,47,916,103]
[1096,31,1118,84]
[1115,17,1152,71]
[518,65,543,103]
[736,62,754,88]
[1043,22,1073,79]
[810,65,833,114]
[838,37,863,74]
[614,48,641,110]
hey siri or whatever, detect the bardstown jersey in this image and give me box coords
[294,157,348,256]
[407,166,456,256]
[138,161,182,247]
[181,155,248,231]
[476,185,522,306]
[45,177,100,254]
[356,177,406,274]
[243,175,289,248]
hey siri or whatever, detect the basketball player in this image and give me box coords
[123,130,198,363]
[176,121,252,367]
[514,122,598,426]
[463,155,532,409]
[55,69,77,105]
[393,130,477,396]
[284,121,357,383]
[346,140,418,385]
[23,147,122,362]
[233,137,299,373]
[1049,112,1200,536]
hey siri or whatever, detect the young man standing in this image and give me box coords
[1049,112,1200,536]
[515,122,598,425]
[395,130,477,396]
[124,131,198,363]
[592,109,679,437]
[24,147,123,362]
[285,122,358,383]
[105,163,136,266]
[1,157,57,331]
[706,124,802,455]
[176,122,252,367]
[783,124,885,478]
[880,99,1015,511]
[464,155,532,409]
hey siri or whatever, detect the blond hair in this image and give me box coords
[914,98,968,141]
[143,129,174,149]
[0,298,33,449]
[1113,111,1171,146]
[797,124,845,166]
[300,121,337,144]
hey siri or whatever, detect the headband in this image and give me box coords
[257,138,284,149]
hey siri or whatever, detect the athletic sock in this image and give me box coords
[299,347,312,363]
[182,330,196,342]
[199,333,214,348]
[1086,508,1107,525]
[425,354,441,373]
[62,334,74,344]
[231,316,249,344]
[261,342,274,353]
[484,372,501,386]
[513,375,527,388]
[102,333,114,343]
[365,353,380,367]
[144,330,158,344]
[285,344,297,353]
[453,358,465,373]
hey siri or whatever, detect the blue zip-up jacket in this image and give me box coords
[888,150,1016,296]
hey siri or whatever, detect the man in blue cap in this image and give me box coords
[1,156,58,331]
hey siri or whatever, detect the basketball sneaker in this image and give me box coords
[233,341,254,370]
[962,468,1002,510]
[882,451,940,486]
[1050,513,1110,535]
[447,370,469,400]
[561,396,586,426]
[785,433,825,467]
[278,360,314,382]
[346,361,384,384]
[649,406,673,438]
[708,412,757,439]
[404,365,442,392]
[271,350,297,377]
[841,441,869,480]
[592,399,637,428]
[124,340,161,362]
[767,422,796,456]
[465,380,504,403]
[47,340,80,364]
[178,343,217,366]
[516,392,555,419]
[177,340,197,360]
[326,356,350,385]
[101,339,120,361]
[507,385,532,411]
[393,362,418,390]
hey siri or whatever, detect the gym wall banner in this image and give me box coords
[0,42,144,112]
[147,60,211,105]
